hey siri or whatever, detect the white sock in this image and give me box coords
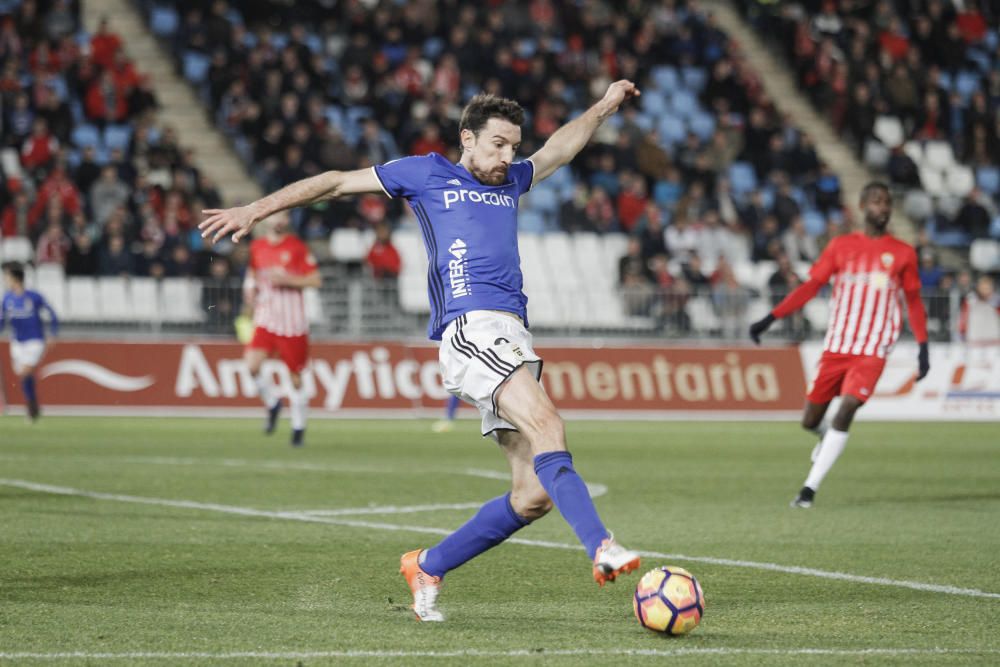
[804,428,849,491]
[289,386,307,431]
[255,373,278,409]
[809,418,829,440]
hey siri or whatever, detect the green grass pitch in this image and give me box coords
[1,417,998,665]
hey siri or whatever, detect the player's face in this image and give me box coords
[861,188,892,230]
[462,117,521,186]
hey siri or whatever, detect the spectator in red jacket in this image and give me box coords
[20,117,58,172]
[29,165,81,225]
[85,69,129,123]
[366,222,402,281]
[90,16,123,69]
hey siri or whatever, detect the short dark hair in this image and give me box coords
[459,94,525,137]
[860,181,891,202]
[2,261,25,284]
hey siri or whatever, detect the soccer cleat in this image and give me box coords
[430,419,454,433]
[592,534,641,586]
[399,549,444,622]
[290,428,305,447]
[264,401,281,435]
[27,401,40,422]
[791,486,816,508]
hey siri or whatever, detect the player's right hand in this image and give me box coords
[199,205,260,244]
[749,314,776,344]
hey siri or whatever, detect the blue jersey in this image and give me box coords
[1,290,59,342]
[373,152,534,340]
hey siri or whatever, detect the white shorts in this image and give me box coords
[439,311,542,436]
[10,339,45,373]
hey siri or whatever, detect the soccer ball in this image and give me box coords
[633,566,705,635]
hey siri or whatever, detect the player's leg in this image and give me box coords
[402,428,551,621]
[795,355,882,507]
[244,337,280,433]
[279,335,310,447]
[432,395,461,433]
[496,367,640,584]
[11,341,42,421]
[792,356,845,507]
[801,400,830,443]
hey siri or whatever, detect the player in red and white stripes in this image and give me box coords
[749,182,930,507]
[242,214,321,446]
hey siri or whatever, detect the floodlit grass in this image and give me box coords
[1,417,998,665]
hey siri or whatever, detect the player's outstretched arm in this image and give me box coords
[528,80,639,185]
[200,168,385,244]
[749,278,825,344]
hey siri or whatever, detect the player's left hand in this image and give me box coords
[267,268,294,287]
[199,204,261,244]
[916,342,930,381]
[601,80,641,114]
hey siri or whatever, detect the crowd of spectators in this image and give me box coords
[148,0,855,312]
[739,0,1000,247]
[0,0,231,282]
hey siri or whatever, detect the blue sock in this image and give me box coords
[22,376,37,404]
[420,493,529,578]
[445,395,460,420]
[534,451,607,559]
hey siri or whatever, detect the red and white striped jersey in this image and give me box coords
[245,235,318,337]
[809,232,921,358]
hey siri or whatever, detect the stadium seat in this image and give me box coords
[873,116,904,148]
[572,233,611,287]
[640,89,669,116]
[863,139,890,170]
[903,189,934,221]
[650,65,679,92]
[802,210,827,237]
[518,210,547,233]
[71,123,101,148]
[747,298,771,324]
[34,264,66,313]
[902,140,923,165]
[728,162,757,197]
[103,124,133,152]
[919,167,946,197]
[992,216,1000,239]
[955,70,981,102]
[935,195,962,220]
[330,227,367,263]
[976,166,1000,196]
[657,113,687,146]
[601,233,630,281]
[969,239,1000,271]
[524,183,559,217]
[686,297,720,334]
[945,165,975,197]
[97,277,132,320]
[681,66,708,92]
[1,237,34,263]
[669,89,698,119]
[923,141,955,171]
[688,111,716,142]
[1,147,23,181]
[182,51,211,84]
[803,300,830,332]
[150,5,179,35]
[129,278,160,321]
[65,277,100,321]
[303,287,323,324]
[161,278,204,322]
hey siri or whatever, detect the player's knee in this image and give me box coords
[511,487,553,521]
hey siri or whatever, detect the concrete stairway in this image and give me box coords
[706,0,918,243]
[80,1,261,207]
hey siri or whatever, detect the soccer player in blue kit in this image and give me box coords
[2,262,59,421]
[200,80,642,621]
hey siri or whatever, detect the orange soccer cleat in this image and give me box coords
[399,549,444,622]
[592,534,641,586]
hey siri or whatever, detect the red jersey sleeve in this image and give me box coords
[899,246,928,343]
[771,238,839,319]
[289,239,318,275]
[807,237,839,284]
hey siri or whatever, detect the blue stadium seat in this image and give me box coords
[681,66,708,92]
[650,65,679,92]
[269,33,289,50]
[937,70,953,91]
[423,36,445,61]
[977,166,1000,196]
[182,51,211,84]
[640,90,668,116]
[955,70,981,102]
[632,112,654,133]
[657,114,686,145]
[103,124,133,152]
[992,216,1000,240]
[518,210,546,234]
[71,124,101,148]
[150,6,179,36]
[728,162,757,196]
[802,210,826,237]
[688,111,716,142]
[526,184,559,216]
[670,89,698,119]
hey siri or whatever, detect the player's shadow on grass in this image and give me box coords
[1,566,261,601]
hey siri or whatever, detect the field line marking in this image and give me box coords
[3,478,999,601]
[297,502,484,517]
[1,648,998,660]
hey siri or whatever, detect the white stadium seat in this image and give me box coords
[303,287,324,324]
[330,227,367,263]
[919,168,946,197]
[873,116,904,148]
[945,165,976,197]
[97,277,132,319]
[902,140,923,165]
[1,237,34,263]
[64,277,100,321]
[804,300,830,333]
[686,297,720,334]
[129,278,160,321]
[903,189,934,221]
[923,141,955,171]
[161,278,203,322]
[969,240,1000,271]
